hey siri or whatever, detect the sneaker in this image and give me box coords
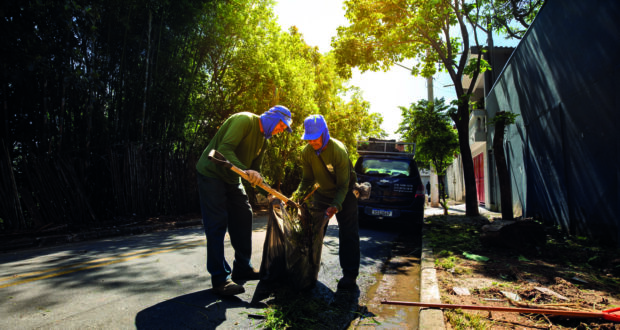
[213,280,245,296]
[231,267,260,282]
[337,276,358,291]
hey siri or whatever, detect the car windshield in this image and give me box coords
[359,158,411,178]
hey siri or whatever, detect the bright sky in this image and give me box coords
[273,0,457,139]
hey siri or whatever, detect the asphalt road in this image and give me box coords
[0,214,403,329]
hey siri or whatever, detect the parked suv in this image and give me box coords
[354,139,425,227]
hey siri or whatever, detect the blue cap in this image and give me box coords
[302,114,330,154]
[260,105,293,139]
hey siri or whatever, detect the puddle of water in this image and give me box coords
[354,249,421,329]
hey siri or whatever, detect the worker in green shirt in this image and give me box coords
[293,114,360,291]
[196,106,293,296]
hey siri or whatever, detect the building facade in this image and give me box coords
[445,46,514,211]
[447,0,620,246]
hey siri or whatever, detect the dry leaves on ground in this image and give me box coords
[425,214,620,329]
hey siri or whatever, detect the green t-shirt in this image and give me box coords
[295,138,356,211]
[196,112,267,184]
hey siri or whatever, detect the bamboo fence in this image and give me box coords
[0,140,199,235]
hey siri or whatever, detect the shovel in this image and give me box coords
[381,300,620,322]
[207,149,300,209]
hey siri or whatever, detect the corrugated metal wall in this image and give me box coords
[486,0,620,246]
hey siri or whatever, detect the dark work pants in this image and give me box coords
[197,172,254,287]
[313,190,360,278]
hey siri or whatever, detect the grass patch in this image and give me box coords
[444,309,489,330]
[435,254,457,270]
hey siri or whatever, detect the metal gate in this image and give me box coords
[474,153,485,205]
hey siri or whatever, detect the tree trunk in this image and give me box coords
[141,10,152,139]
[430,166,439,207]
[438,174,448,215]
[492,112,513,220]
[456,103,480,216]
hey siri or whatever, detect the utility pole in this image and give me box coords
[427,75,440,208]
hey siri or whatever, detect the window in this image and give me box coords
[359,158,411,177]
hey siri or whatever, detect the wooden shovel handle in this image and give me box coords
[207,149,299,209]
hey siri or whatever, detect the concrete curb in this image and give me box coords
[418,204,499,329]
[419,228,446,329]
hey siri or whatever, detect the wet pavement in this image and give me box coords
[355,202,498,330]
[353,232,421,329]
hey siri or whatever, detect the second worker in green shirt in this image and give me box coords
[293,114,360,291]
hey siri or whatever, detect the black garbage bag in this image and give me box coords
[259,198,329,291]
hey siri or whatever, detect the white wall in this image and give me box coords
[445,156,465,202]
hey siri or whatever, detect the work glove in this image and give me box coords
[245,169,263,186]
[324,206,338,219]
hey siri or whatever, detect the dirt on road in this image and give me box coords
[424,212,620,329]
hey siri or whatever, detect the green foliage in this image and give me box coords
[332,0,500,87]
[253,46,385,189]
[3,0,224,153]
[1,0,385,229]
[397,98,459,176]
[489,111,519,126]
[444,308,490,330]
[332,0,543,215]
[463,57,491,77]
[477,0,545,40]
[257,291,352,329]
[436,255,458,270]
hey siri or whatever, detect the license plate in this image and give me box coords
[371,209,393,217]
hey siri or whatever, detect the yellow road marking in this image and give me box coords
[0,239,205,289]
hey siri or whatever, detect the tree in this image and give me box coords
[477,0,545,40]
[490,111,519,220]
[397,98,459,215]
[198,9,385,197]
[332,0,490,216]
[332,0,544,216]
[0,0,386,231]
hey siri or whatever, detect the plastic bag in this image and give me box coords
[259,199,328,291]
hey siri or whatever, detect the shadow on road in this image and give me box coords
[135,281,364,329]
[135,289,253,329]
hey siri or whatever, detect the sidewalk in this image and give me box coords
[418,202,500,329]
